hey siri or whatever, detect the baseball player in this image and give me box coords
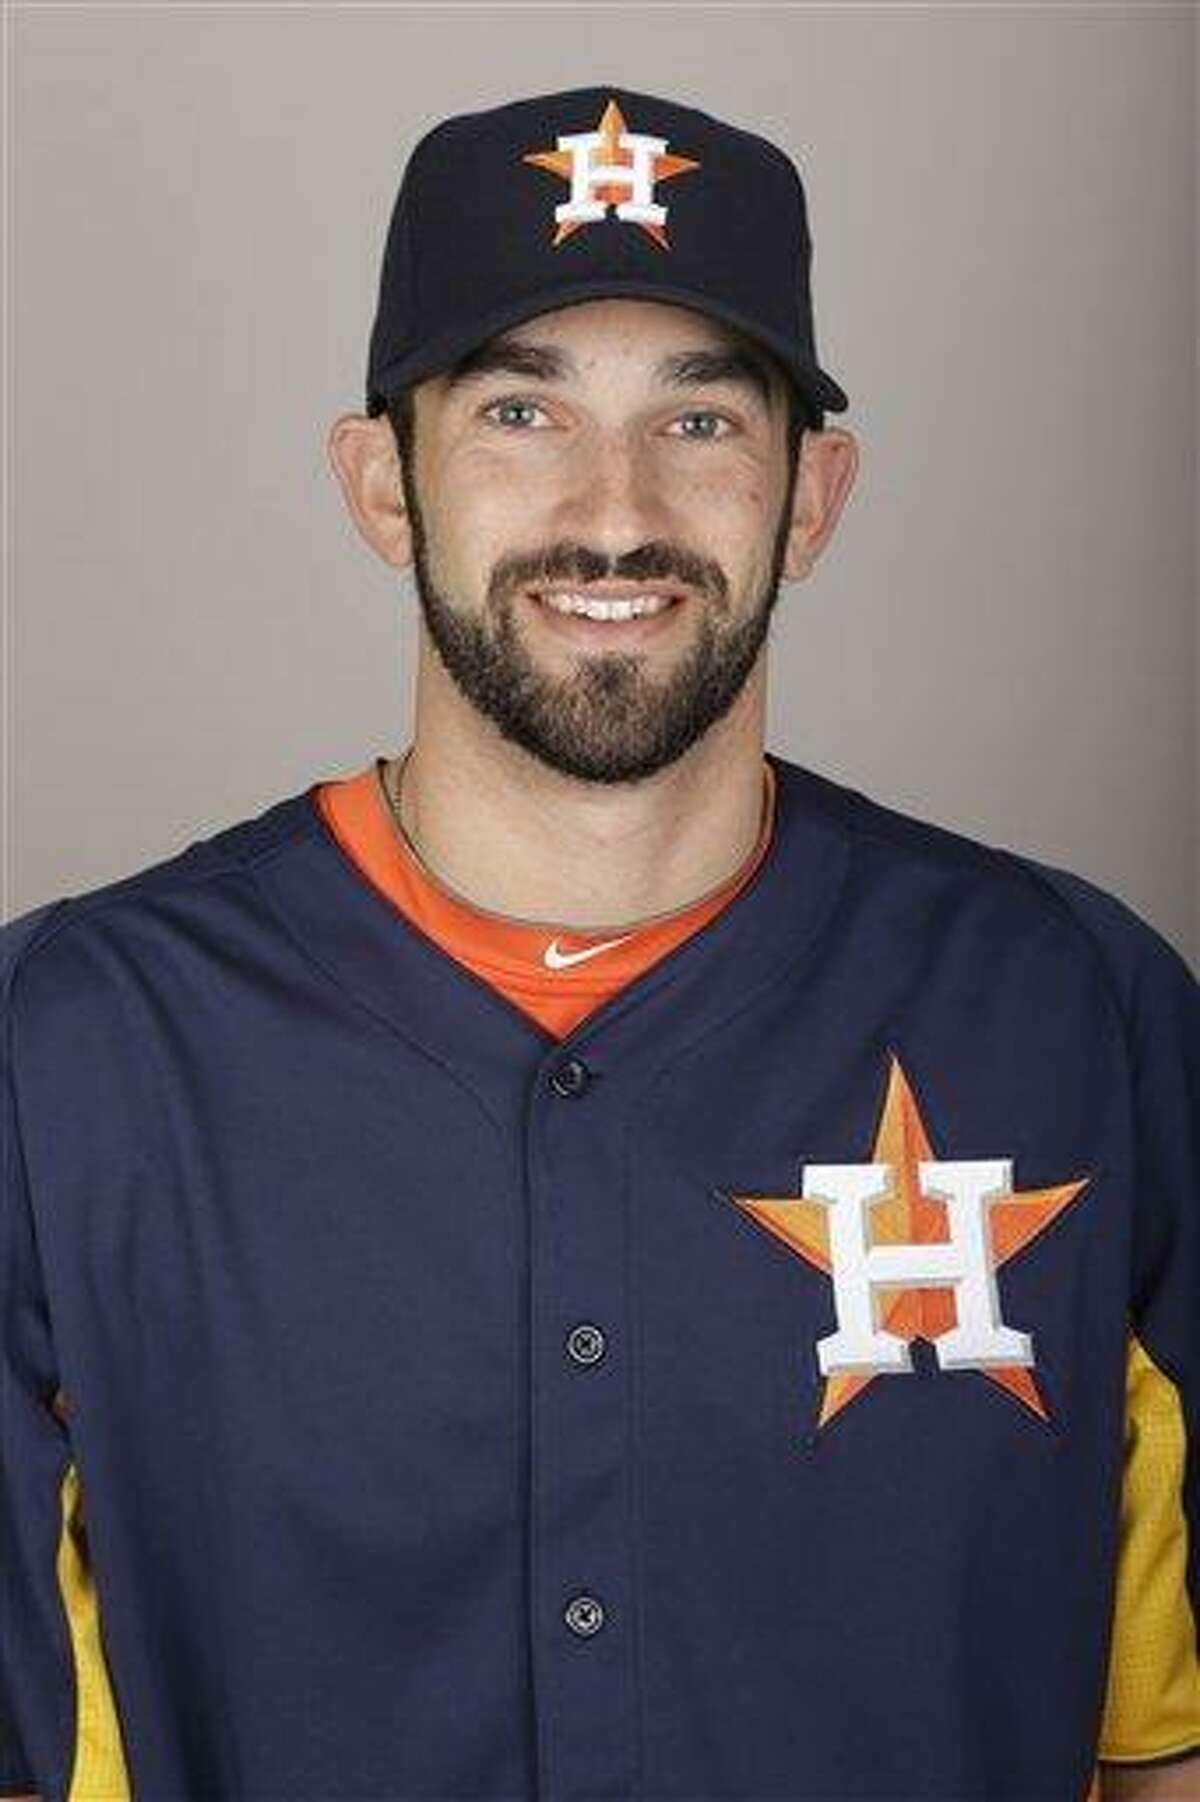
[2,85,1197,1802]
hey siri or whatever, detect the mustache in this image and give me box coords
[490,540,727,603]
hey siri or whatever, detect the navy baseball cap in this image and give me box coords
[365,84,849,423]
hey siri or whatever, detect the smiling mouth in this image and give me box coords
[526,587,687,624]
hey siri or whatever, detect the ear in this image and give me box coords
[781,428,859,580]
[326,412,414,570]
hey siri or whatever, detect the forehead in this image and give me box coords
[429,297,785,408]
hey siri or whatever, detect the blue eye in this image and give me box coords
[482,398,545,429]
[478,400,734,438]
[672,411,732,440]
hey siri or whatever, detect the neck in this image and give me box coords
[387,685,770,934]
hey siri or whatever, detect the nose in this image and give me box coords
[549,425,673,560]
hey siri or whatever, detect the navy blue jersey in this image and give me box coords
[2,750,1197,1800]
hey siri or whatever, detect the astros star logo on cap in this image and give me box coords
[522,97,700,250]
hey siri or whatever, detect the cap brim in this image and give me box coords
[368,277,849,416]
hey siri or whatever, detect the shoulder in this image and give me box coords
[0,784,320,1013]
[771,753,1197,1028]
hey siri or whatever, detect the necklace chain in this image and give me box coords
[381,748,429,869]
[381,749,770,924]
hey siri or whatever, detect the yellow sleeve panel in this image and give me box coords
[1098,1332,1200,1764]
[55,1461,131,1800]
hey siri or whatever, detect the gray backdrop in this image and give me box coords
[7,3,1198,969]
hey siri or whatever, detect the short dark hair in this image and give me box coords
[378,335,821,473]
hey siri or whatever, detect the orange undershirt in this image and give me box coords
[313,754,777,1039]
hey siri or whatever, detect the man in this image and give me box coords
[2,85,1196,1802]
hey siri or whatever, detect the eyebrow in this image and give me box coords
[442,336,776,410]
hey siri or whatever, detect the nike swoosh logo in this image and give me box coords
[543,934,634,970]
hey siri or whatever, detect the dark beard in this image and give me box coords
[398,450,799,786]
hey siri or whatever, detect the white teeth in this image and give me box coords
[535,591,678,622]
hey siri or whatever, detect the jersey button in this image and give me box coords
[565,1322,606,1365]
[564,1593,606,1636]
[549,1056,591,1097]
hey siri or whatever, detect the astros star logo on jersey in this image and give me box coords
[725,1052,1092,1432]
[522,98,700,249]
